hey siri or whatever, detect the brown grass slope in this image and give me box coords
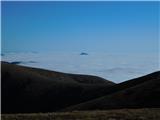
[1,62,115,113]
[83,71,160,102]
[63,71,160,111]
[2,108,160,120]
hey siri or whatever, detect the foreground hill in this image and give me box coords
[1,62,115,113]
[2,61,160,114]
[64,71,160,111]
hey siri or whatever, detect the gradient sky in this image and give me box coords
[2,1,159,53]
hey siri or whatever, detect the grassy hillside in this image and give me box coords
[1,62,115,113]
[2,61,160,114]
[64,71,160,111]
[2,108,160,120]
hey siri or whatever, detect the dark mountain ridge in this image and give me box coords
[63,71,160,111]
[2,61,160,113]
[1,61,114,113]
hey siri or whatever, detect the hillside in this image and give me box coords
[2,61,160,114]
[63,71,160,111]
[1,62,115,113]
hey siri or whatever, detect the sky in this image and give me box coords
[1,1,159,54]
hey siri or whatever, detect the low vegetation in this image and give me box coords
[2,108,160,120]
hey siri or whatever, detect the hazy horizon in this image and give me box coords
[1,1,159,82]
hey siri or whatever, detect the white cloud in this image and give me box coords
[2,52,159,83]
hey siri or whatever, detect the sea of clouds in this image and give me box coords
[2,52,159,83]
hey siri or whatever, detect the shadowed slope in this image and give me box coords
[1,62,115,113]
[63,71,160,111]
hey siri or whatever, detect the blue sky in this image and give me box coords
[2,1,159,54]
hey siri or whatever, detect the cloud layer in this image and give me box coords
[2,52,159,83]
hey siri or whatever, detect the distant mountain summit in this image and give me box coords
[10,61,37,65]
[80,52,88,55]
[1,53,5,56]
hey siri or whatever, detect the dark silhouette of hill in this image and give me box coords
[1,62,114,113]
[63,71,160,111]
[1,53,5,56]
[2,61,160,113]
[10,61,37,65]
[81,71,160,100]
[80,52,88,55]
[10,61,23,65]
